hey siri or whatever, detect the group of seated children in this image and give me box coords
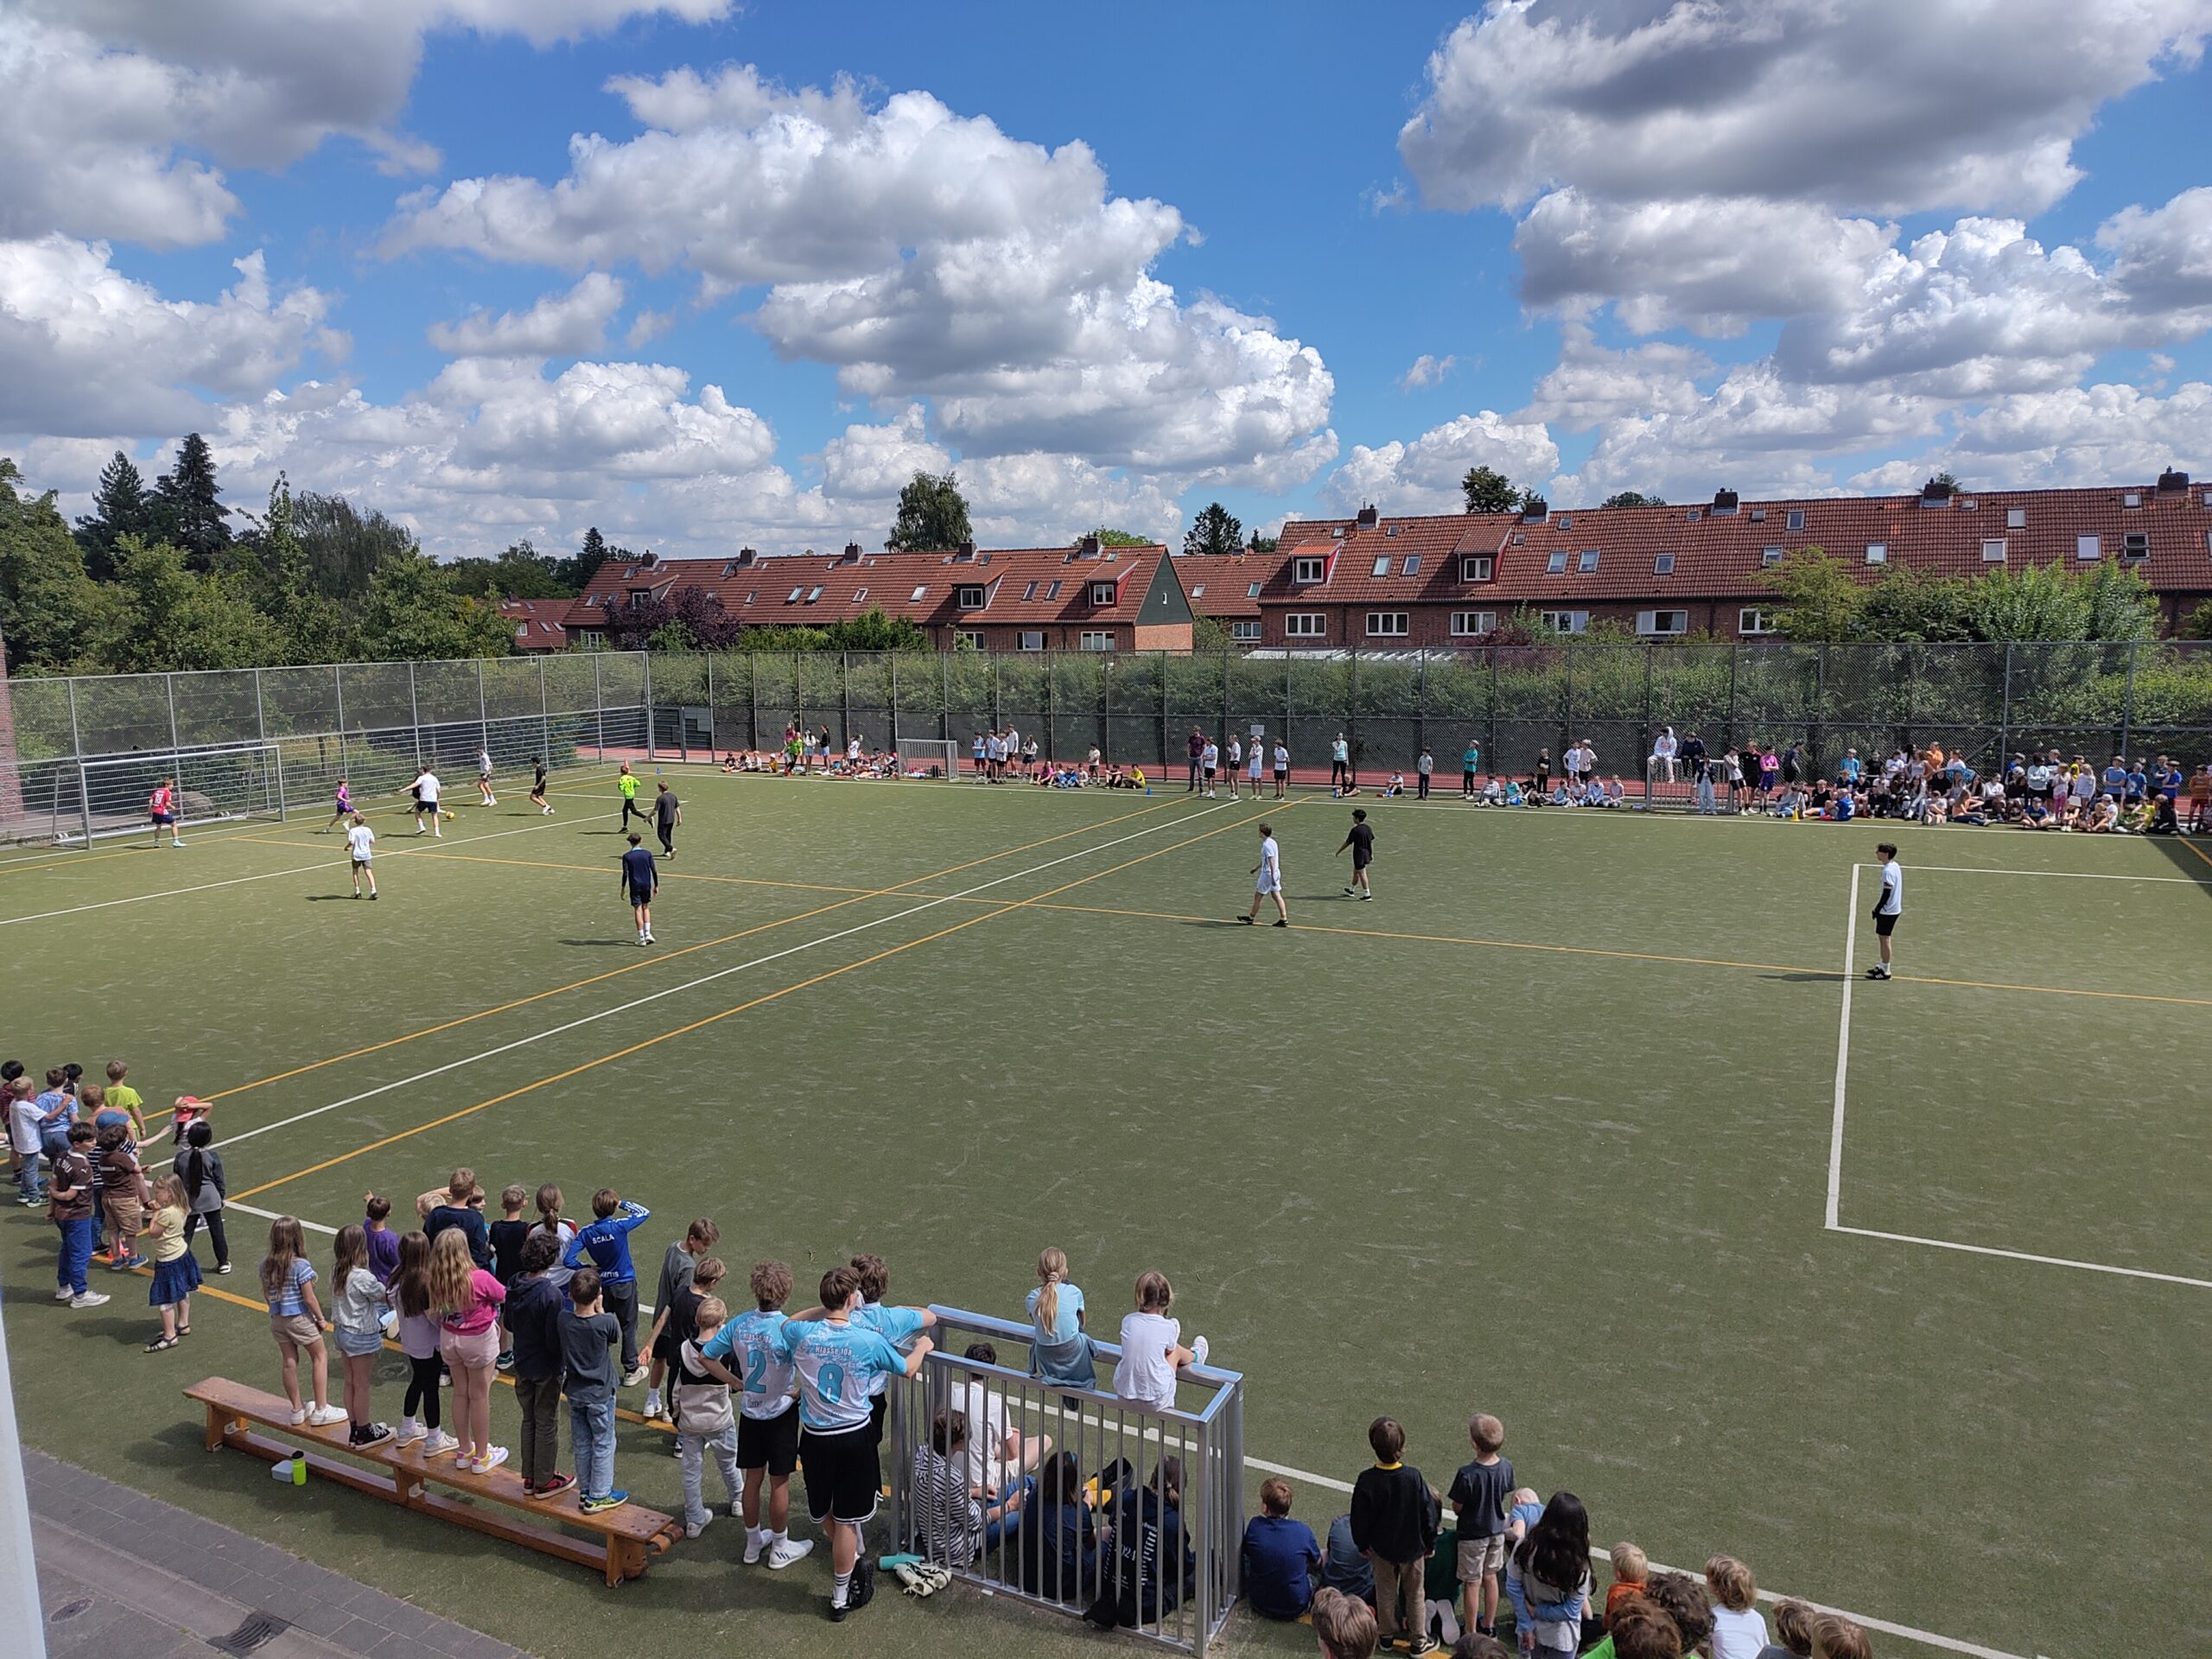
[720,744,936,779]
[1249,1414,1874,1659]
[1465,774,1626,808]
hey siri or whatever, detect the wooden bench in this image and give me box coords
[187,1377,682,1585]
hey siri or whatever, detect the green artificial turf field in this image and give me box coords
[3,763,2207,1659]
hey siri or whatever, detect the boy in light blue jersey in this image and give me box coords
[770,1263,931,1622]
[848,1253,937,1451]
[694,1258,814,1570]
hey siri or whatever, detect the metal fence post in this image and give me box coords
[705,654,717,755]
[643,652,655,760]
[537,655,551,766]
[747,653,760,752]
[476,659,490,757]
[840,652,852,751]
[1417,648,1428,757]
[333,664,349,785]
[1725,644,1739,748]
[939,653,950,745]
[1157,651,1169,771]
[166,671,181,753]
[1485,646,1497,777]
[1045,652,1055,761]
[253,667,267,742]
[1346,643,1360,783]
[64,678,91,848]
[1997,642,2012,760]
[591,654,604,760]
[407,661,423,766]
[1812,645,1827,775]
[1560,640,1573,755]
[2119,639,2139,757]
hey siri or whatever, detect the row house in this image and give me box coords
[1185,472,2212,646]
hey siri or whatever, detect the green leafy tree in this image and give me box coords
[0,459,107,670]
[1600,491,1666,509]
[2078,559,2158,642]
[1182,502,1243,557]
[1190,614,1236,652]
[887,471,972,551]
[1093,527,1152,547]
[96,537,287,671]
[2178,599,2212,640]
[558,526,613,592]
[824,609,930,651]
[1247,531,1278,554]
[151,433,232,571]
[1759,546,1866,641]
[444,540,573,601]
[294,492,414,600]
[353,552,515,661]
[245,475,346,663]
[1859,565,1974,642]
[1460,465,1521,515]
[75,451,155,582]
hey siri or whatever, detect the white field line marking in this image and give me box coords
[1827,863,1859,1230]
[226,1198,335,1236]
[0,810,620,927]
[219,798,1247,1150]
[1896,862,2209,885]
[1829,1225,2212,1290]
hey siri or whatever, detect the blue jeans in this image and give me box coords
[984,1475,1038,1550]
[15,1155,42,1204]
[54,1217,92,1295]
[570,1397,616,1499]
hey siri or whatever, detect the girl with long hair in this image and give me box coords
[391,1231,453,1455]
[1506,1491,1593,1659]
[259,1217,343,1427]
[429,1227,506,1471]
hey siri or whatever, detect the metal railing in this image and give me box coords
[886,1304,1243,1655]
[2,641,2204,839]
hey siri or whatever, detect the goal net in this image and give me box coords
[893,738,965,780]
[69,743,285,843]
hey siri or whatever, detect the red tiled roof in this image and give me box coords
[1168,553,1267,618]
[498,598,570,649]
[562,543,1176,632]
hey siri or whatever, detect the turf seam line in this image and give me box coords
[1827,864,1859,1231]
[230,800,1254,1191]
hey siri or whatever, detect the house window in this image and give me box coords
[1046,580,1062,600]
[1231,620,1262,641]
[954,628,985,649]
[628,590,653,609]
[1402,554,1421,575]
[852,588,867,602]
[2122,492,2142,508]
[910,585,928,601]
[1285,613,1326,638]
[574,630,605,649]
[1366,612,1408,637]
[1577,549,1599,573]
[1461,556,1493,582]
[1293,556,1325,583]
[2076,534,2101,561]
[1556,516,1572,529]
[1371,556,1391,577]
[1750,508,1765,523]
[1451,611,1497,636]
[1546,551,1569,575]
[1089,581,1116,606]
[1537,610,1590,634]
[514,624,529,639]
[2006,507,2025,529]
[1787,508,1805,531]
[1738,607,1776,636]
[786,586,805,602]
[583,594,601,607]
[1019,631,1046,651]
[804,586,823,603]
[1022,581,1038,601]
[1865,543,1888,565]
[744,591,756,605]
[2123,531,2149,559]
[1190,585,1205,599]
[1653,553,1675,575]
[1078,631,1114,651]
[1981,539,2006,563]
[1246,582,1262,598]
[1762,546,1783,567]
[1686,506,1702,521]
[1636,609,1688,637]
[957,584,987,609]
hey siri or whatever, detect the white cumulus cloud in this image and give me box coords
[428,273,626,358]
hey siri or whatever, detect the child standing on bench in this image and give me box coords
[506,1230,571,1499]
[562,1266,627,1514]
[392,1231,454,1457]
[261,1216,346,1427]
[331,1224,395,1448]
[430,1227,507,1473]
[563,1189,652,1387]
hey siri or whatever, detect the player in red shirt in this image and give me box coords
[148,779,184,848]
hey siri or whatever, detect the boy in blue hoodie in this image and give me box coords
[563,1188,652,1385]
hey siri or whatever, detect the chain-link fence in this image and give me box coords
[3,643,2206,840]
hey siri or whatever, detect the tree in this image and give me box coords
[444,540,572,601]
[2078,559,2158,642]
[151,433,232,570]
[1093,527,1151,547]
[2178,599,2212,640]
[1460,465,1522,515]
[96,537,287,671]
[887,471,972,551]
[1247,531,1278,554]
[75,451,154,581]
[1859,565,1973,642]
[353,552,515,661]
[823,609,930,652]
[1929,470,1963,493]
[1759,546,1866,641]
[557,526,613,592]
[1190,614,1236,652]
[295,492,414,600]
[0,459,107,671]
[1182,502,1243,558]
[1601,491,1666,509]
[602,582,742,652]
[245,475,346,664]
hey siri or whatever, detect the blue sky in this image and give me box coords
[4,1,2210,560]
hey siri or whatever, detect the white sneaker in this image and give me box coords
[1190,1335,1210,1368]
[478,1446,509,1472]
[54,1287,74,1301]
[394,1419,424,1447]
[685,1511,714,1540]
[622,1366,651,1388]
[743,1529,766,1565]
[69,1291,111,1309]
[289,1407,308,1426]
[307,1404,347,1427]
[423,1429,459,1458]
[641,1394,664,1420]
[766,1538,814,1570]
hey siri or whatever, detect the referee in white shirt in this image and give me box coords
[1866,842,1904,980]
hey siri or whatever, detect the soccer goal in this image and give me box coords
[67,742,286,844]
[893,738,965,780]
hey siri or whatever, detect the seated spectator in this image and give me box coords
[1603,777,1625,806]
[1644,1573,1716,1659]
[1481,777,1503,805]
[1809,1614,1872,1659]
[1606,1541,1649,1625]
[958,1341,1050,1497]
[1759,1597,1817,1659]
[1017,1452,1100,1604]
[1503,781,1524,807]
[910,1408,1022,1567]
[1607,1600,1686,1659]
[2145,792,2179,835]
[1321,1511,1376,1602]
[2084,797,2119,833]
[1453,1637,1515,1659]
[1705,1556,1769,1659]
[1314,1587,1380,1659]
[1084,1457,1194,1630]
[1243,1476,1321,1619]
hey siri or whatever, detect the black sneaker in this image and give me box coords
[359,1421,395,1447]
[849,1559,875,1613]
[828,1597,849,1624]
[1272,918,1288,927]
[1236,915,1255,925]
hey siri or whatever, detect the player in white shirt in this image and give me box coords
[1200,739,1219,798]
[411,768,443,836]
[345,815,378,899]
[1224,736,1243,798]
[475,747,496,805]
[1866,842,1904,980]
[1240,823,1288,926]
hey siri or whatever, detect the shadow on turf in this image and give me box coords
[1764,971,1847,983]
[557,938,645,948]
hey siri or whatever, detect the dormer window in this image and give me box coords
[1461,556,1493,582]
[1089,580,1116,606]
[957,584,987,610]
[1293,556,1325,584]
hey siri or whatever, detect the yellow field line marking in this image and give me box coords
[155,798,1184,1136]
[410,849,874,898]
[2177,836,2212,875]
[234,804,1270,1200]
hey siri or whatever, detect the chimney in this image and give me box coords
[953,541,977,561]
[1520,496,1548,524]
[1711,488,1739,514]
[639,550,658,567]
[1355,504,1379,529]
[840,542,861,563]
[1078,533,1101,558]
[1920,475,1954,505]
[734,546,756,568]
[2157,467,2190,493]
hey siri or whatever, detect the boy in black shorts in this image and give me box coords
[1337,809,1375,900]
[620,832,658,945]
[1867,842,1904,980]
[690,1259,815,1569]
[530,756,552,816]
